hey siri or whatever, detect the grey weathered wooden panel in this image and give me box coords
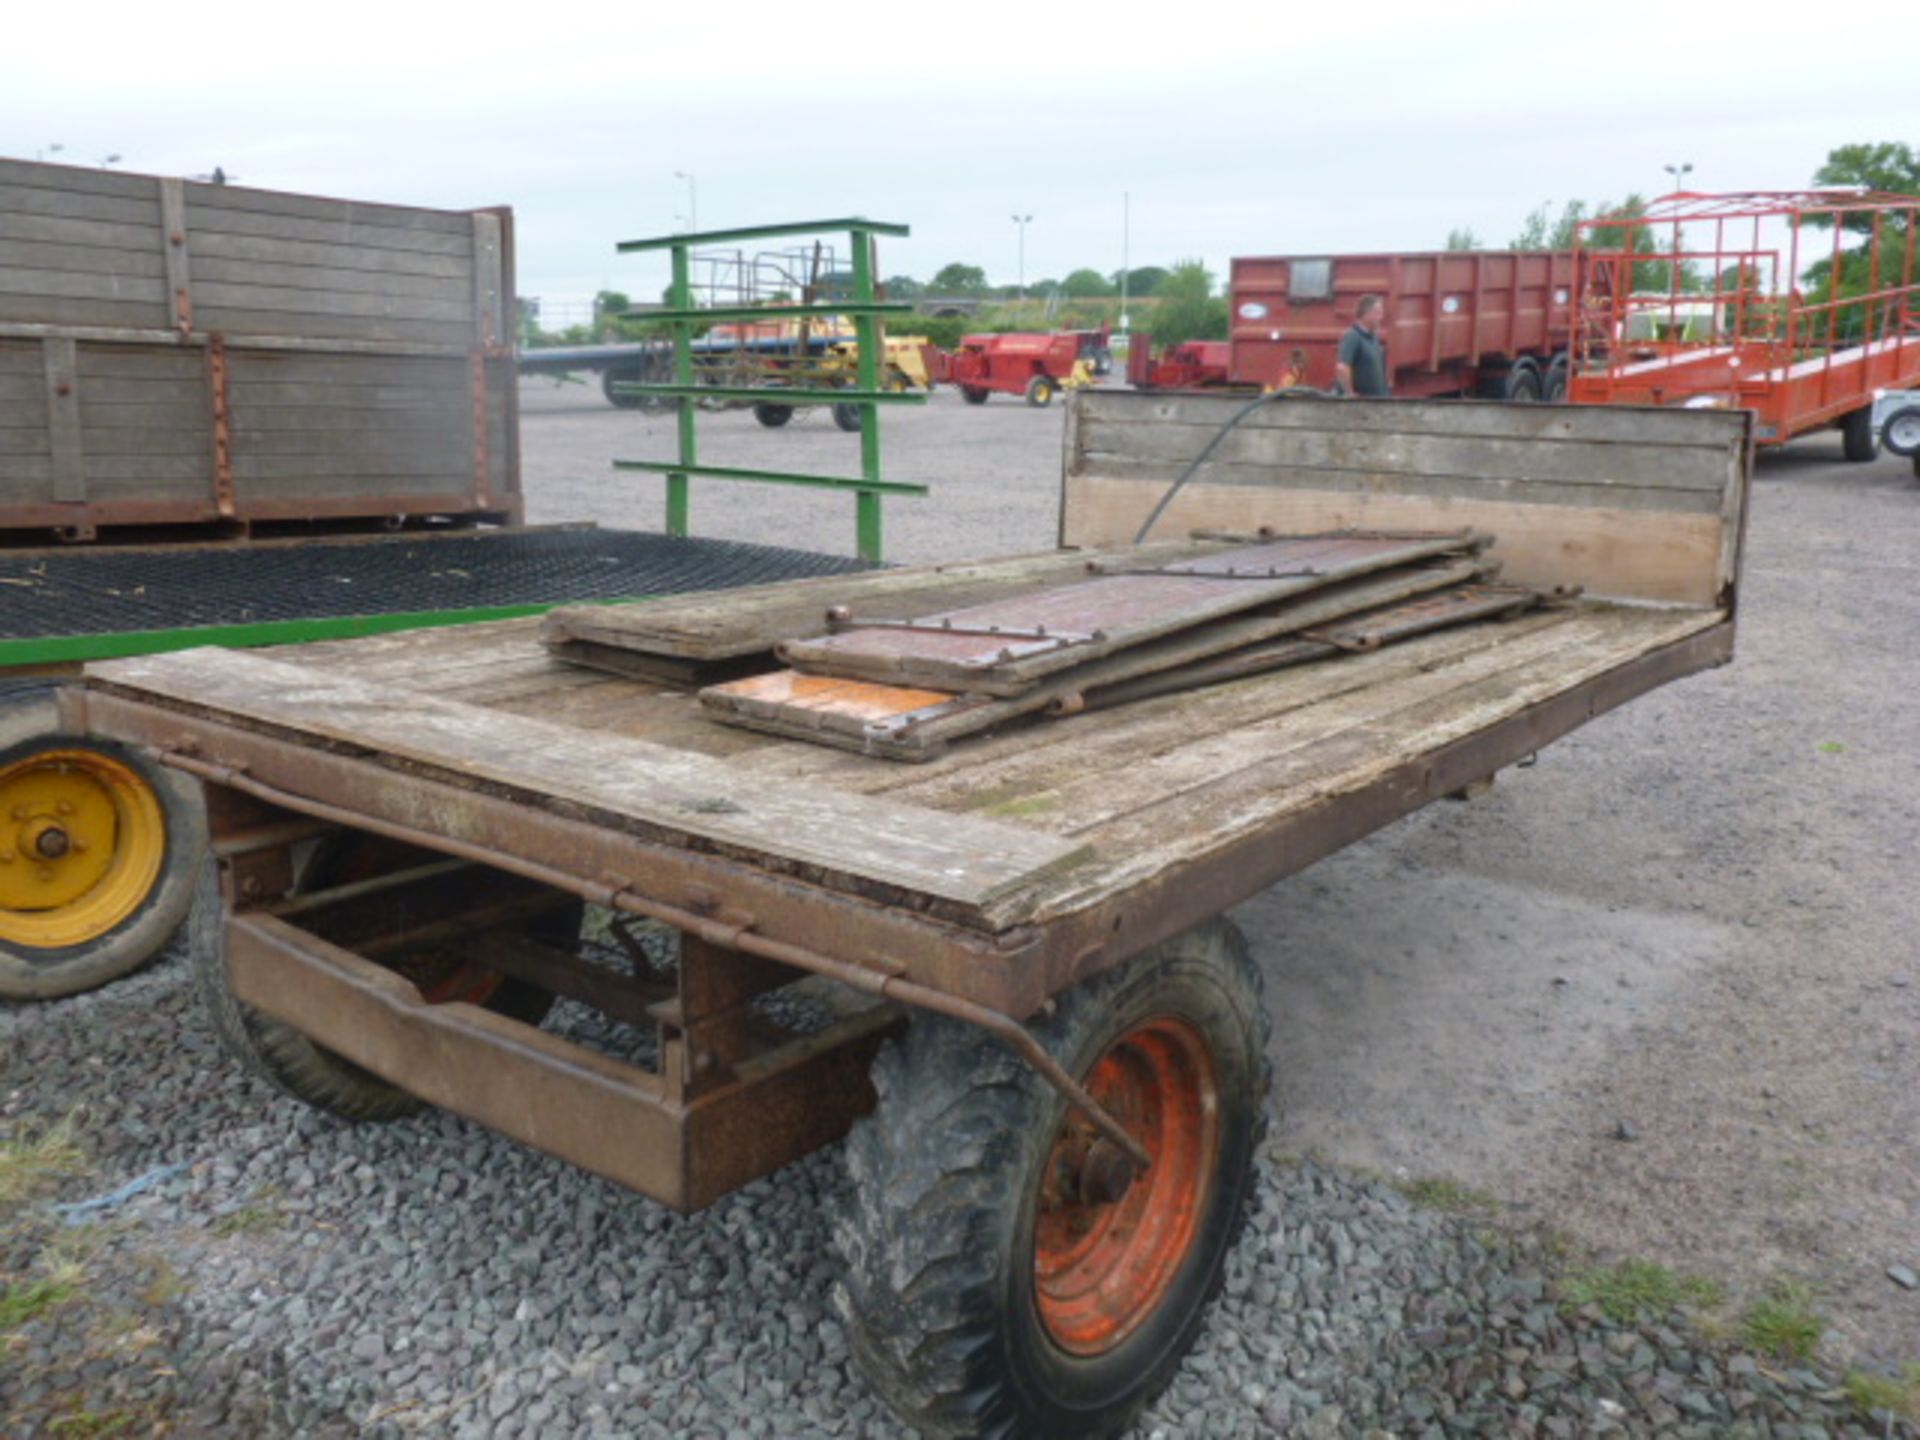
[71,377,208,406]
[0,241,168,280]
[0,212,161,253]
[5,185,161,229]
[231,426,471,461]
[0,427,54,455]
[1063,391,1750,607]
[183,201,474,256]
[193,229,475,280]
[0,294,168,329]
[0,266,168,306]
[230,453,471,480]
[85,649,1091,915]
[185,184,472,234]
[190,257,473,303]
[226,351,471,388]
[190,280,475,323]
[42,337,85,501]
[0,158,160,200]
[228,406,472,437]
[190,306,475,347]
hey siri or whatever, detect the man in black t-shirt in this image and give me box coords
[1335,294,1389,396]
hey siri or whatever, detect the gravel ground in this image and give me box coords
[3,384,1918,1437]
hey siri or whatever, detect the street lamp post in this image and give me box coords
[36,143,63,162]
[675,171,697,234]
[1663,162,1693,194]
[1012,214,1032,297]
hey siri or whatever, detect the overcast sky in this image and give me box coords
[6,1,1911,308]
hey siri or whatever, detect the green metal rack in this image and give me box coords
[610,218,927,563]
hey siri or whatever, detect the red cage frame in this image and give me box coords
[1567,190,1920,443]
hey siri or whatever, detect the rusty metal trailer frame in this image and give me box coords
[66,393,1752,1218]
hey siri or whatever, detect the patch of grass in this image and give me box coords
[1561,1258,1727,1322]
[136,1257,185,1309]
[977,792,1059,820]
[0,1277,78,1332]
[0,1116,88,1207]
[1845,1365,1920,1422]
[48,1408,138,1438]
[209,1187,284,1238]
[1396,1176,1499,1213]
[1818,741,1846,754]
[1741,1281,1824,1362]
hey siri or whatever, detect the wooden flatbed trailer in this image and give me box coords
[66,392,1751,1439]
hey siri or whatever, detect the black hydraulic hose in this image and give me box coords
[1131,388,1325,544]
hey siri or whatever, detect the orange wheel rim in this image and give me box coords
[1032,1016,1219,1356]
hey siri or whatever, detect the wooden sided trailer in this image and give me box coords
[66,393,1751,1439]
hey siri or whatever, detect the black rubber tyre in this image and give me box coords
[1504,363,1542,403]
[1091,348,1113,377]
[0,684,208,1000]
[602,368,647,409]
[190,841,574,1122]
[1025,375,1057,408]
[1841,405,1878,462]
[832,402,863,433]
[835,916,1272,1440]
[1542,356,1569,403]
[1879,402,1920,458]
[961,386,991,406]
[753,403,795,428]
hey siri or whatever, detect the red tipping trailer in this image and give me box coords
[1126,339,1233,391]
[1228,251,1577,399]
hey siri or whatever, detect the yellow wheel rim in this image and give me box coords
[0,748,165,949]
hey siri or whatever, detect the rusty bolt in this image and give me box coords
[70,840,88,855]
[0,850,13,864]
[36,865,55,882]
[56,382,72,397]
[10,805,27,821]
[56,800,74,816]
[170,232,185,246]
[824,604,852,625]
[240,875,263,898]
[34,828,70,859]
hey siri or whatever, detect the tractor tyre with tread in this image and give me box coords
[835,916,1271,1440]
[1026,375,1057,408]
[753,403,795,428]
[961,386,991,405]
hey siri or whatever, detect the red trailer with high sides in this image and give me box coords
[1567,190,1920,460]
[1228,250,1577,400]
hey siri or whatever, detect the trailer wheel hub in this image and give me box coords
[0,749,164,948]
[1032,1016,1220,1356]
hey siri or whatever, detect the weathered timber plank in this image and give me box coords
[540,543,1220,662]
[1078,424,1730,495]
[0,265,169,306]
[190,307,475,347]
[190,280,476,323]
[187,257,473,302]
[0,241,168,280]
[1008,608,1723,928]
[1079,391,1747,449]
[1061,474,1725,606]
[83,649,1091,915]
[1076,455,1723,516]
[776,533,1481,696]
[41,338,84,502]
[193,228,475,279]
[0,212,160,254]
[0,294,169,330]
[0,158,162,201]
[182,202,474,256]
[184,184,473,234]
[704,558,1492,759]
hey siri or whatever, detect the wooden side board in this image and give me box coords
[0,158,516,528]
[83,648,1090,923]
[1061,392,1751,607]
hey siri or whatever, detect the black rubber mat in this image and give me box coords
[0,528,873,640]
